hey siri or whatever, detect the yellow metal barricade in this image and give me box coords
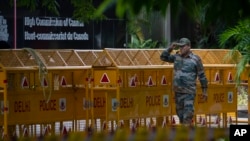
[193,50,240,127]
[0,63,8,137]
[90,48,248,129]
[0,49,101,137]
[0,48,249,138]
[90,48,173,130]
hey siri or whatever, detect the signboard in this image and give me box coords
[24,17,88,41]
[137,88,172,117]
[92,88,172,121]
[0,90,88,125]
[171,85,237,115]
[196,86,236,115]
[0,2,126,49]
[23,16,92,49]
[0,15,9,42]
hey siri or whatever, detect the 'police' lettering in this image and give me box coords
[40,100,57,111]
[214,93,224,103]
[146,95,160,106]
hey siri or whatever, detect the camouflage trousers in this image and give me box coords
[175,92,195,125]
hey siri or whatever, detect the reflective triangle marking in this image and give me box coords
[23,128,28,137]
[41,76,48,87]
[161,75,167,85]
[214,72,220,82]
[172,117,176,124]
[43,127,49,136]
[130,77,136,87]
[62,126,68,135]
[228,72,233,82]
[117,76,122,84]
[60,76,67,87]
[100,73,110,83]
[148,76,153,86]
[85,77,89,81]
[22,76,29,88]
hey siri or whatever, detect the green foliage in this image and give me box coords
[67,132,85,141]
[113,129,128,141]
[41,0,60,15]
[10,0,60,16]
[71,0,106,23]
[219,19,250,85]
[126,14,150,42]
[9,0,105,22]
[125,10,160,49]
[12,0,37,11]
[95,0,170,18]
[4,127,230,141]
[237,86,248,106]
[127,37,158,48]
[95,0,250,49]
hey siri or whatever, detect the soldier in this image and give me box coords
[160,37,208,126]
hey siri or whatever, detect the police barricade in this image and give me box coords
[0,49,101,137]
[90,48,173,131]
[195,67,237,127]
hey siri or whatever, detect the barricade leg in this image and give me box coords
[208,114,211,127]
[50,123,54,136]
[111,120,114,132]
[122,120,130,129]
[100,119,105,132]
[156,117,164,127]
[131,119,138,131]
[222,113,227,128]
[7,125,16,139]
[165,116,170,126]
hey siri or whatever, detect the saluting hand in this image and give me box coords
[170,43,177,50]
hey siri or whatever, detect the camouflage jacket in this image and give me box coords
[160,47,208,94]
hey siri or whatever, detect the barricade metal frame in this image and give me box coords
[90,48,173,131]
[0,48,249,138]
[0,49,102,137]
[90,48,248,130]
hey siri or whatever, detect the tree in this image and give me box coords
[12,0,250,47]
[97,0,250,48]
[95,0,170,18]
[10,0,60,15]
[125,9,161,48]
[219,19,250,85]
[9,0,105,22]
[97,0,250,83]
[9,0,250,48]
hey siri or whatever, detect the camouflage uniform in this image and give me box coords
[160,46,208,125]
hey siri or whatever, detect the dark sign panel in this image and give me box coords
[23,16,93,49]
[0,1,126,49]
